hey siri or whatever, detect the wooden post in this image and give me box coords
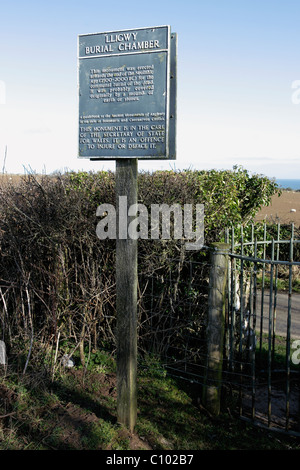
[116,158,138,431]
[202,242,230,415]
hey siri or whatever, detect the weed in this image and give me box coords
[81,419,117,450]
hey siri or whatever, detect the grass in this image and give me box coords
[0,351,299,451]
[257,276,300,293]
[254,332,300,373]
[256,267,300,293]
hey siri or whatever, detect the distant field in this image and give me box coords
[0,173,57,188]
[0,173,24,185]
[255,191,300,226]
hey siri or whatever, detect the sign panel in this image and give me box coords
[78,26,176,160]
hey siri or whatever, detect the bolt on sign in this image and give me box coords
[78,26,177,160]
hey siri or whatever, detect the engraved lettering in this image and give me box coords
[105,32,138,43]
[78,114,166,154]
[118,40,160,51]
[78,27,171,158]
[85,45,113,54]
[88,65,155,103]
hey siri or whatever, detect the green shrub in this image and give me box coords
[0,167,279,361]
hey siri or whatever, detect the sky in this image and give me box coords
[1,0,300,179]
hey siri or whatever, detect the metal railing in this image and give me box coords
[223,223,300,436]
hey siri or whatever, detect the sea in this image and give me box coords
[276,179,300,190]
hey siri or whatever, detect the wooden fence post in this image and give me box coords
[116,158,138,432]
[202,242,230,415]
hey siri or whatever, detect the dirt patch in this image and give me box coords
[51,370,152,450]
[0,370,152,450]
[0,383,16,406]
[47,401,151,450]
[242,377,300,433]
[255,191,300,226]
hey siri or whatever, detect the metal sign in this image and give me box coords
[78,26,176,160]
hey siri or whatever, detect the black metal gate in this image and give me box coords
[224,224,300,436]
